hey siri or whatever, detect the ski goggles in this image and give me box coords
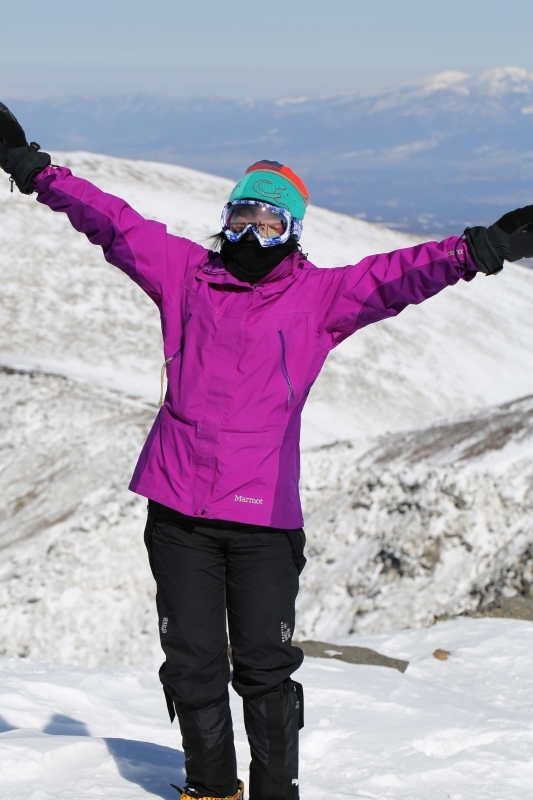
[221,199,302,247]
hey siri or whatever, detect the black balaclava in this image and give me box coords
[220,236,299,284]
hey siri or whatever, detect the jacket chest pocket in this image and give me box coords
[277,326,295,408]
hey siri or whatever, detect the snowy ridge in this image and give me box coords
[361,66,533,108]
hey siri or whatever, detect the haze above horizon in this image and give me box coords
[3,0,533,99]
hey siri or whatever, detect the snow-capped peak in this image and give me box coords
[474,66,533,96]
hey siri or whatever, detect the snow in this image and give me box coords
[1,151,533,794]
[403,66,533,99]
[0,368,156,667]
[299,394,533,637]
[1,151,533,658]
[3,328,533,664]
[1,618,533,799]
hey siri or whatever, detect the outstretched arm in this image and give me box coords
[316,236,478,348]
[315,200,533,350]
[0,103,209,308]
[33,165,209,308]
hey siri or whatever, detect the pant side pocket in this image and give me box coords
[285,529,307,575]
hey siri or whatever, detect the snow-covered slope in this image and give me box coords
[0,367,156,666]
[1,618,533,799]
[2,151,533,663]
[3,151,533,448]
[300,394,533,637]
[3,366,533,665]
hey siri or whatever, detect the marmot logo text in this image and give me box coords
[235,495,263,505]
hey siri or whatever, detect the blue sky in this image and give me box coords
[3,0,533,97]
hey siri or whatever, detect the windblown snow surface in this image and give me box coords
[1,152,533,797]
[2,619,533,799]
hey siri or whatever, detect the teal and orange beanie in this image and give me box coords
[228,160,309,220]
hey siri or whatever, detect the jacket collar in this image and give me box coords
[196,250,303,297]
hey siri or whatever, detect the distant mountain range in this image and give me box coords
[6,66,533,234]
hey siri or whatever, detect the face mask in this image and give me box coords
[220,237,299,283]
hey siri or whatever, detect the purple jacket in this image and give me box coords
[35,166,478,528]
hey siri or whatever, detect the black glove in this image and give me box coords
[0,102,51,194]
[464,205,533,275]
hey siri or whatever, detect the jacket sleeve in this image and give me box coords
[34,165,210,308]
[315,237,478,349]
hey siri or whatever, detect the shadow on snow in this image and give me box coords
[1,711,185,799]
[0,714,15,733]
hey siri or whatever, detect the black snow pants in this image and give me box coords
[144,501,306,800]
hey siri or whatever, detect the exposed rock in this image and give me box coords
[295,639,408,672]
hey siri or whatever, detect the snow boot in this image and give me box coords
[171,779,245,800]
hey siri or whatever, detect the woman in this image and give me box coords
[1,102,532,800]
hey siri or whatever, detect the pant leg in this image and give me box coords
[225,530,305,800]
[146,510,238,797]
[244,681,303,800]
[175,696,239,799]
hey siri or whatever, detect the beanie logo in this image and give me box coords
[252,178,293,208]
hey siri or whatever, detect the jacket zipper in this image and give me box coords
[278,329,295,407]
[159,313,192,407]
